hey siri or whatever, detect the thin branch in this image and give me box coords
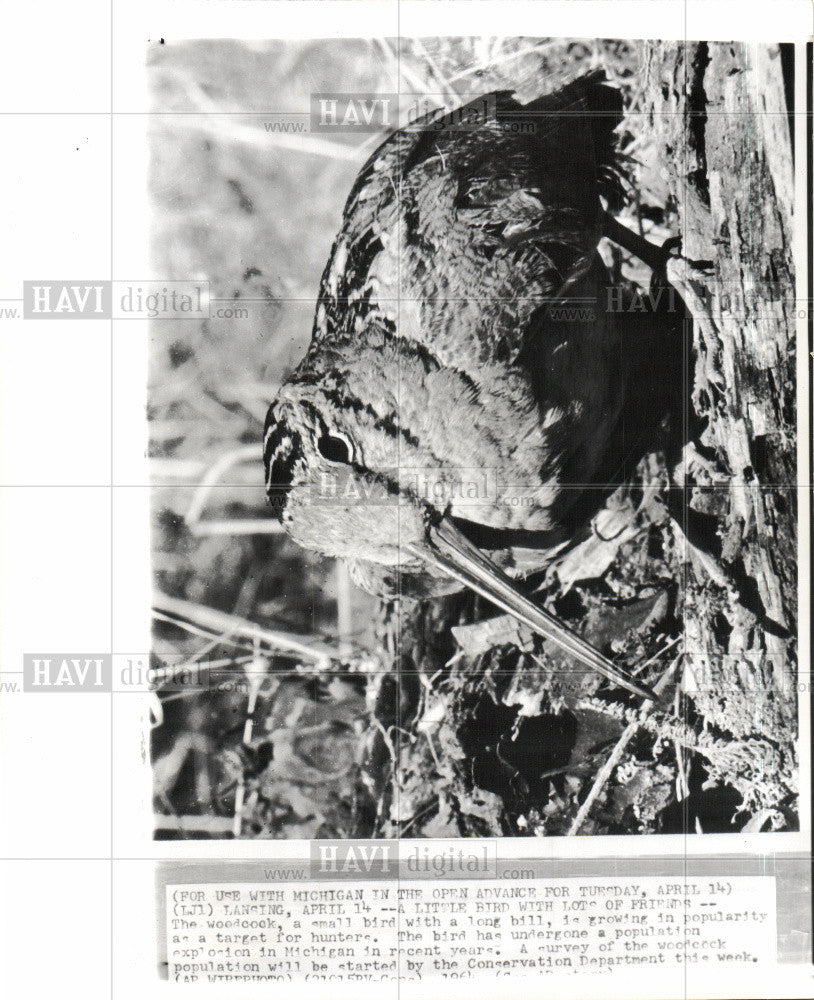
[152,591,338,665]
[153,813,236,835]
[185,445,263,525]
[567,653,683,835]
[187,519,284,537]
[154,113,362,163]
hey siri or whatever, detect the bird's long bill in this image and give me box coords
[408,516,657,701]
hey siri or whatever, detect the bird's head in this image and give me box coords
[263,379,430,567]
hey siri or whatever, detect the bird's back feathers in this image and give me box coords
[305,72,626,374]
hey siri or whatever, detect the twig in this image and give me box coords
[399,798,439,837]
[375,38,446,107]
[410,38,459,107]
[633,634,683,676]
[152,591,338,665]
[446,41,564,86]
[187,519,284,537]
[335,561,354,661]
[152,611,262,656]
[153,659,254,696]
[567,653,683,835]
[182,445,284,536]
[185,444,262,524]
[153,813,236,835]
[371,717,398,766]
[152,70,362,162]
[673,738,690,801]
[155,112,362,162]
[150,458,208,481]
[232,783,245,839]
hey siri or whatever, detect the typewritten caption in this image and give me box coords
[166,877,776,982]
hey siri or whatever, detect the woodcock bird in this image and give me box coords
[264,72,688,702]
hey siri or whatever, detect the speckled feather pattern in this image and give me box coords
[265,72,629,570]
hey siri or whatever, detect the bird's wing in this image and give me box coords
[306,74,625,371]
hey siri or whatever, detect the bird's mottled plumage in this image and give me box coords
[263,71,667,699]
[266,72,629,548]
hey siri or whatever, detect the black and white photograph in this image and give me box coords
[2,2,814,998]
[146,35,803,843]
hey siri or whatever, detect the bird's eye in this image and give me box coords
[317,429,353,464]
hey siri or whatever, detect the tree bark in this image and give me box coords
[642,41,797,745]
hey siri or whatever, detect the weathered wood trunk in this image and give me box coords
[642,41,797,747]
